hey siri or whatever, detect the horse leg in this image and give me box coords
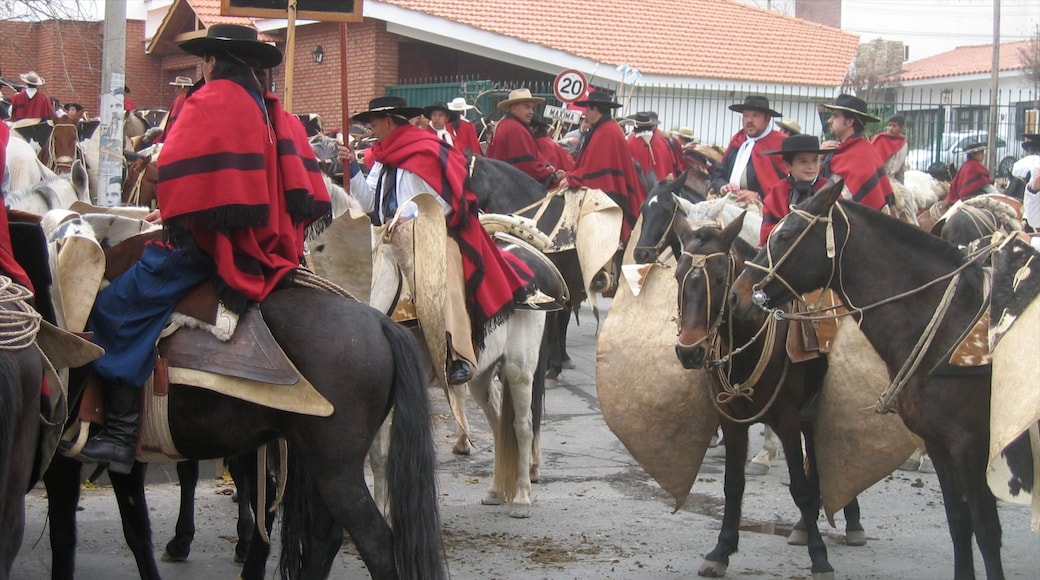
[108,462,162,580]
[699,423,748,577]
[746,425,780,475]
[959,444,1005,580]
[228,452,270,579]
[785,423,833,578]
[926,443,977,580]
[499,374,535,519]
[310,462,393,578]
[451,384,473,455]
[162,460,199,562]
[842,498,866,546]
[368,412,392,516]
[469,371,505,506]
[43,455,84,580]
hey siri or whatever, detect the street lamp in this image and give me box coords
[311,45,324,64]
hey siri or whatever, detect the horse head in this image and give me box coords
[122,154,158,208]
[633,170,690,264]
[51,116,80,174]
[467,156,547,215]
[673,213,747,370]
[731,177,844,317]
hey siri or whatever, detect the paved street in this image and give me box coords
[13,301,1040,579]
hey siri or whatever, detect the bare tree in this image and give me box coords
[842,38,905,104]
[0,0,96,21]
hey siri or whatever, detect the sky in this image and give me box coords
[14,0,1040,63]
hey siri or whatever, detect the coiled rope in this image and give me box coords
[0,277,41,350]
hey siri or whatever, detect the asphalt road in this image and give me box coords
[12,300,1040,579]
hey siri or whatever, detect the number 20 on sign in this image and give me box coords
[553,69,588,103]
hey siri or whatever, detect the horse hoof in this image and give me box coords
[561,359,576,370]
[811,571,835,580]
[161,551,187,563]
[711,446,727,459]
[509,504,531,518]
[698,559,728,577]
[845,530,866,546]
[452,445,471,456]
[918,455,935,473]
[744,462,769,476]
[481,492,504,506]
[530,467,541,483]
[787,529,809,546]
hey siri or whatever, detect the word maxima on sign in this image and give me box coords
[542,105,583,125]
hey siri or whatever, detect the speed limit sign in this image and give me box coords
[553,69,588,103]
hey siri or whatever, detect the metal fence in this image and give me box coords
[389,77,1040,175]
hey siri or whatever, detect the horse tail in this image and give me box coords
[0,354,23,503]
[493,381,521,504]
[382,317,446,580]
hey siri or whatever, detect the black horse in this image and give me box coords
[43,289,445,579]
[672,215,862,578]
[0,288,45,580]
[732,180,1032,579]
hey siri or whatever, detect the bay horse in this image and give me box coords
[43,288,446,579]
[0,283,45,580]
[731,179,1030,579]
[672,215,861,578]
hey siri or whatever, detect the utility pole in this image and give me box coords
[987,0,999,172]
[97,0,126,207]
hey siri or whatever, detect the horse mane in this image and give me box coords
[837,200,972,271]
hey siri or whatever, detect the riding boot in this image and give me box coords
[77,383,141,475]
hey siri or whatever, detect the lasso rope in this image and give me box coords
[0,277,41,350]
[292,268,359,302]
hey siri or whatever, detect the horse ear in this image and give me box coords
[673,211,695,247]
[70,160,89,202]
[671,169,691,193]
[719,211,745,248]
[812,176,845,212]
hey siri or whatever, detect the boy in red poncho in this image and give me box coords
[759,134,830,245]
[947,142,996,203]
[820,94,894,211]
[341,96,534,385]
[67,25,331,474]
[870,114,909,184]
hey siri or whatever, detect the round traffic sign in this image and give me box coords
[553,69,588,103]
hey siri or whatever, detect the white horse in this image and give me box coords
[5,132,57,193]
[5,164,90,214]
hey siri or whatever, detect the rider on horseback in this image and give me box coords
[339,96,535,385]
[66,25,332,474]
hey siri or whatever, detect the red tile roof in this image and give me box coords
[380,0,859,86]
[898,40,1035,82]
[186,0,261,27]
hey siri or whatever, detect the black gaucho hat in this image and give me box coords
[351,96,425,124]
[761,134,829,157]
[574,90,622,109]
[822,93,881,124]
[178,24,283,69]
[729,95,782,118]
[423,101,459,121]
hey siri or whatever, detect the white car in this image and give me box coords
[907,131,1016,177]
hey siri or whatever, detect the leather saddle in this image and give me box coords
[786,289,843,363]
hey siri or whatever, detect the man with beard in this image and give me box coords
[710,95,787,204]
[559,90,646,243]
[820,94,894,210]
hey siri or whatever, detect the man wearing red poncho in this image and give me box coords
[870,114,909,184]
[947,142,996,203]
[710,95,788,205]
[66,25,331,474]
[341,96,534,385]
[820,94,894,210]
[560,91,646,243]
[486,88,564,187]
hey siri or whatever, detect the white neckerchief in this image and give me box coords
[26,88,37,98]
[437,128,454,146]
[728,123,773,187]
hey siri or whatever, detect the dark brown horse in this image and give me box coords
[0,286,45,580]
[43,289,445,579]
[672,215,861,579]
[731,179,1029,579]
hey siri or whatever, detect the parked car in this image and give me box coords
[907,131,1017,178]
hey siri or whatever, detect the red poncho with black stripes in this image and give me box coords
[486,115,554,183]
[947,158,993,203]
[824,135,893,210]
[157,79,331,313]
[368,124,533,345]
[565,118,647,242]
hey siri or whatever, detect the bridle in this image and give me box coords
[635,194,725,263]
[675,249,731,350]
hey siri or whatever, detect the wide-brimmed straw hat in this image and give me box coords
[962,142,987,155]
[729,95,781,118]
[447,97,475,112]
[19,71,44,86]
[497,88,545,110]
[424,101,458,120]
[775,118,802,135]
[169,76,195,87]
[178,24,282,69]
[761,134,829,157]
[351,95,425,124]
[822,93,880,123]
[670,127,697,142]
[574,90,621,109]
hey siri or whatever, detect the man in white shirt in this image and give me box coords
[1016,135,1040,228]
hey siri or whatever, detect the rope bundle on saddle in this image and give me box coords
[0,276,41,350]
[290,267,359,302]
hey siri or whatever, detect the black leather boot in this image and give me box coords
[77,383,141,474]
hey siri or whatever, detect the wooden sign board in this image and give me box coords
[221,0,363,23]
